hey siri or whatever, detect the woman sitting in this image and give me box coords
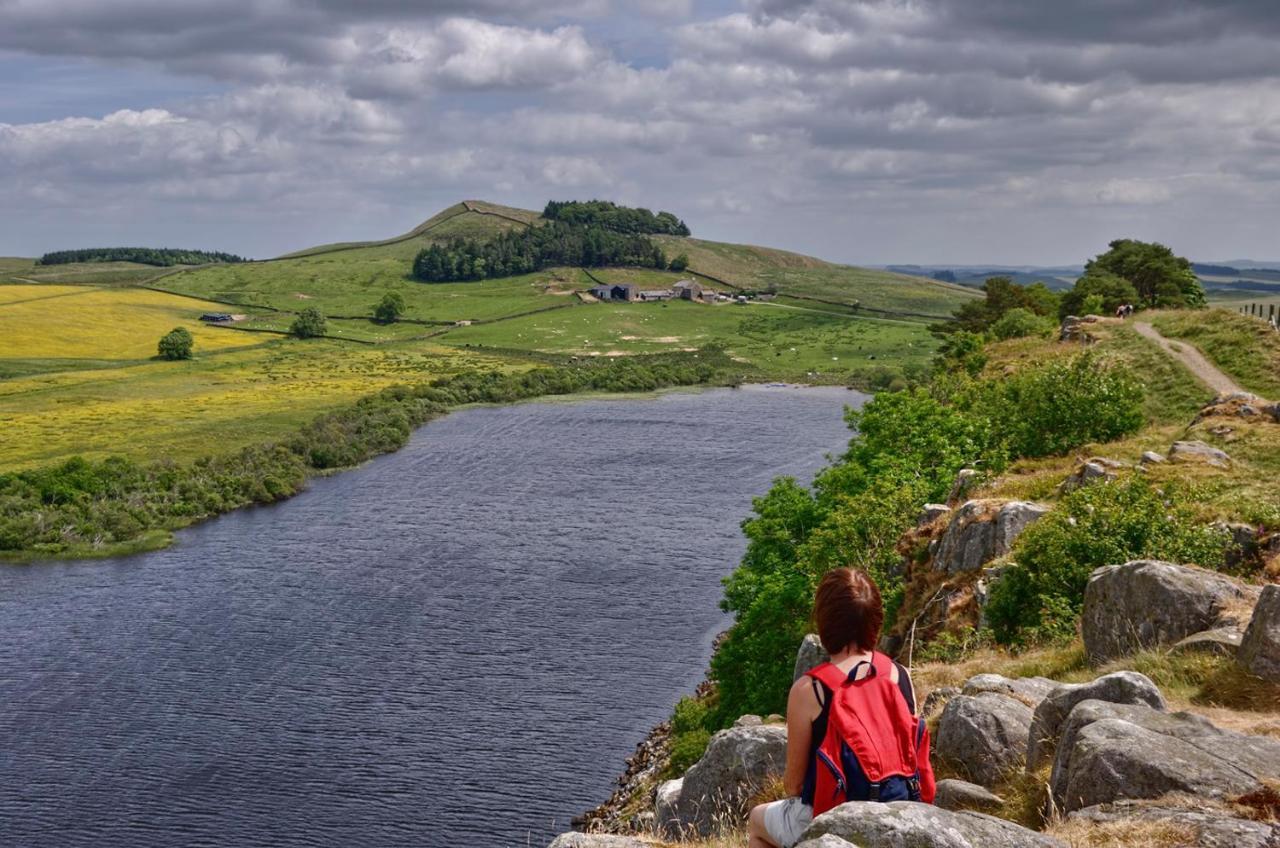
[747,568,935,848]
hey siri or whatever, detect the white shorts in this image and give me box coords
[761,797,813,848]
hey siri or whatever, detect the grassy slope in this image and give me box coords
[1,201,978,469]
[1151,308,1280,398]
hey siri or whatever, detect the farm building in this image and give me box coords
[589,283,613,300]
[610,284,639,302]
[638,290,674,301]
[199,312,233,322]
[672,279,703,300]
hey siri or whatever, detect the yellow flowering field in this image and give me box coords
[0,284,260,360]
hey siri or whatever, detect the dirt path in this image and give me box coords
[1133,321,1246,396]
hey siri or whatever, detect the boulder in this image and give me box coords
[920,503,952,526]
[547,835,653,848]
[654,723,787,838]
[1048,699,1280,812]
[1069,801,1279,848]
[1139,450,1166,464]
[794,836,857,848]
[921,686,961,720]
[1171,626,1244,657]
[933,501,1048,574]
[1216,521,1261,570]
[794,634,831,681]
[802,801,1066,848]
[961,674,1056,706]
[1239,584,1280,683]
[1168,439,1231,468]
[1025,671,1166,771]
[935,692,1034,786]
[934,779,1005,813]
[1059,458,1126,494]
[1081,560,1254,664]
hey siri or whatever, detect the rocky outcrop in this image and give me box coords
[920,503,952,526]
[948,469,979,505]
[794,634,831,681]
[1058,458,1126,494]
[961,674,1055,706]
[801,801,1066,848]
[1048,699,1280,812]
[547,834,654,848]
[1068,800,1279,848]
[654,721,786,839]
[921,686,960,720]
[934,779,1005,813]
[1081,560,1255,664]
[1239,584,1280,683]
[1172,626,1244,657]
[1025,671,1166,771]
[936,691,1035,786]
[933,501,1048,574]
[1059,316,1098,344]
[1168,439,1232,468]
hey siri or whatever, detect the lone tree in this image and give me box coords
[290,307,327,339]
[373,292,406,323]
[669,253,690,272]
[157,326,194,360]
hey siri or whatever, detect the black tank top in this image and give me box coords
[800,661,916,806]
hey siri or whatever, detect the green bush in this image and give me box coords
[990,307,1053,340]
[665,696,714,776]
[290,307,327,338]
[986,476,1228,645]
[157,326,194,360]
[373,292,405,323]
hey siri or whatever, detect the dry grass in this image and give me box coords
[1047,817,1197,848]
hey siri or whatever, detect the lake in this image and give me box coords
[0,385,863,847]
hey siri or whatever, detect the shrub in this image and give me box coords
[665,695,714,776]
[990,307,1053,340]
[986,476,1228,645]
[373,292,405,323]
[669,253,690,272]
[157,326,194,360]
[290,307,327,338]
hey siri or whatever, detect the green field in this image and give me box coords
[1,200,976,471]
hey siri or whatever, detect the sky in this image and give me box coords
[2,0,1279,265]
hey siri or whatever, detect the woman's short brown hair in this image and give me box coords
[813,568,884,654]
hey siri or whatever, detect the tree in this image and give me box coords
[669,253,690,272]
[1058,270,1138,318]
[157,327,194,360]
[290,307,327,339]
[1081,239,1205,309]
[373,292,405,323]
[942,277,1060,335]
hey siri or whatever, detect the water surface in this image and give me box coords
[0,385,862,847]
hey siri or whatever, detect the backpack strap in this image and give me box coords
[806,661,848,692]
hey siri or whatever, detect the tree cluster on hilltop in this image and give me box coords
[542,200,691,236]
[1060,239,1205,317]
[38,247,246,267]
[413,222,667,282]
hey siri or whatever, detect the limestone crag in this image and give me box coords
[1025,671,1165,771]
[932,500,1049,574]
[800,801,1066,848]
[1081,559,1256,663]
[1239,584,1280,683]
[654,719,786,839]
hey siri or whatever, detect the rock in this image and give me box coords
[794,634,831,681]
[1216,521,1261,570]
[654,723,787,838]
[1025,671,1166,771]
[921,686,961,720]
[802,801,1066,848]
[1239,584,1280,683]
[1171,626,1244,657]
[961,674,1056,706]
[1059,458,1126,494]
[794,836,857,848]
[734,715,763,728]
[1139,450,1166,464]
[653,778,682,835]
[1048,699,1280,812]
[1069,801,1279,848]
[920,503,952,526]
[948,469,979,504]
[936,692,1034,786]
[933,500,1049,574]
[547,835,653,848]
[1168,439,1232,468]
[934,779,1005,813]
[1081,560,1254,664]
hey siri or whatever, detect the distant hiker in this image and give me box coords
[747,569,935,848]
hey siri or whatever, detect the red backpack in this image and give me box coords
[805,652,936,815]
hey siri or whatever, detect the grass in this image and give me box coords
[0,259,190,287]
[1151,308,1280,398]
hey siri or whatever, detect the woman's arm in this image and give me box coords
[782,676,820,797]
